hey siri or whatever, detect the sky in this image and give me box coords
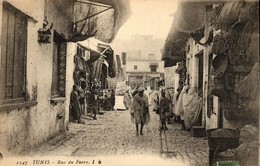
[113,0,179,40]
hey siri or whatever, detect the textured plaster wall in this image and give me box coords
[65,43,77,125]
[0,0,74,155]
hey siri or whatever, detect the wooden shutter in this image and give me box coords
[0,4,27,100]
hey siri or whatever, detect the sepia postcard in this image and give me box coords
[0,0,259,166]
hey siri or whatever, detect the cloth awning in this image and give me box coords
[90,0,131,34]
[97,43,116,78]
[190,26,205,44]
[70,0,131,43]
[173,1,206,33]
[161,22,189,67]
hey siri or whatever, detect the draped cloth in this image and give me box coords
[174,1,205,33]
[175,85,189,118]
[183,88,203,130]
[132,93,150,125]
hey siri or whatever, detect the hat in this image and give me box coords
[138,87,145,92]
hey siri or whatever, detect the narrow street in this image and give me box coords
[25,107,209,166]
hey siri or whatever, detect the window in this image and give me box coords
[0,3,28,101]
[51,31,67,97]
[134,65,137,70]
[150,65,157,72]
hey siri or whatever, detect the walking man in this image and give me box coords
[158,91,171,130]
[132,87,150,135]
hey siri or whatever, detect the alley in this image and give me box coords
[24,108,208,166]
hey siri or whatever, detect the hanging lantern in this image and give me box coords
[38,17,53,43]
[38,28,52,43]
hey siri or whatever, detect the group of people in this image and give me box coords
[123,86,173,135]
[69,85,99,124]
[125,84,203,135]
[70,82,203,134]
[174,85,203,131]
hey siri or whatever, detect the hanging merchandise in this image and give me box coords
[217,1,244,32]
[211,31,230,56]
[235,63,259,111]
[245,24,259,63]
[211,54,228,78]
[210,77,227,99]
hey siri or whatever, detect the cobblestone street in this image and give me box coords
[25,108,209,166]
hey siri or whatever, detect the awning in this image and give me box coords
[174,1,206,33]
[97,43,116,78]
[70,0,131,43]
[90,0,131,35]
[164,56,185,68]
[190,26,205,44]
[161,23,189,67]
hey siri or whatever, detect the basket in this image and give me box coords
[211,54,228,78]
[209,77,227,99]
[207,128,240,152]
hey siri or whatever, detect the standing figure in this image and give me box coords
[150,87,159,112]
[111,89,116,111]
[175,85,190,130]
[123,89,132,110]
[183,88,202,131]
[79,89,86,115]
[158,91,171,130]
[88,92,97,120]
[70,85,85,124]
[132,87,150,135]
[104,89,113,111]
[144,88,150,104]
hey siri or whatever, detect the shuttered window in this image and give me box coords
[51,31,66,97]
[150,65,157,72]
[0,3,28,101]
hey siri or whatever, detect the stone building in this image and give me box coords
[123,35,165,90]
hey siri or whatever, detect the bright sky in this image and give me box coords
[114,0,179,40]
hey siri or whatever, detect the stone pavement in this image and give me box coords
[23,109,209,166]
[160,120,209,166]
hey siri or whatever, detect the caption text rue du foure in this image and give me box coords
[17,159,100,165]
